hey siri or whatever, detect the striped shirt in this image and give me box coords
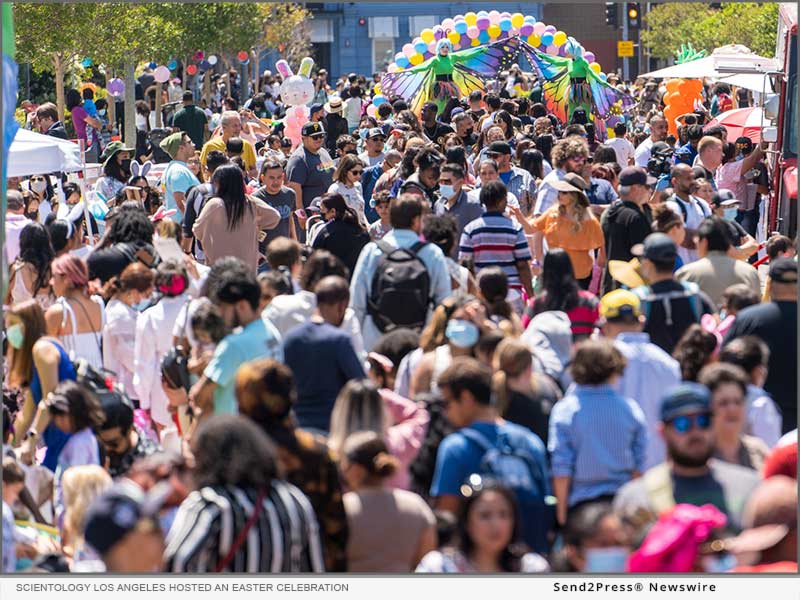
[164,482,325,573]
[458,211,531,289]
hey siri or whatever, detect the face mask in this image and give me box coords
[445,319,479,349]
[439,184,455,199]
[26,211,39,221]
[584,547,629,573]
[723,207,738,220]
[6,324,25,350]
[98,109,107,116]
[359,128,369,139]
[30,179,47,194]
[120,159,132,173]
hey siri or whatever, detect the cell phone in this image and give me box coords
[294,208,307,219]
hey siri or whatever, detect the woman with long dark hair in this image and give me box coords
[416,479,549,572]
[311,192,370,278]
[523,249,599,341]
[519,149,545,183]
[6,223,55,308]
[192,163,280,269]
[94,142,135,203]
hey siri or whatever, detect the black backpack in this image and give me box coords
[367,240,432,333]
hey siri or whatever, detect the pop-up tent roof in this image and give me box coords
[639,45,779,80]
[7,128,82,177]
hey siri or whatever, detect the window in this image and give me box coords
[408,16,437,35]
[309,18,333,43]
[373,38,395,74]
[368,16,398,39]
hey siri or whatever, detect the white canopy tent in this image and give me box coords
[7,128,82,177]
[639,49,778,80]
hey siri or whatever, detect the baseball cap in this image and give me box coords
[159,131,186,160]
[450,107,465,119]
[308,197,323,213]
[84,481,160,556]
[619,166,657,187]
[769,257,798,284]
[632,232,678,262]
[660,383,711,422]
[301,121,325,137]
[486,141,512,156]
[651,141,673,156]
[599,289,642,322]
[710,189,740,207]
[367,127,385,140]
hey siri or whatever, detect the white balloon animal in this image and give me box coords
[277,56,315,148]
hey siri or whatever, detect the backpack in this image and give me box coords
[669,194,710,225]
[718,93,733,114]
[73,357,129,406]
[633,281,702,326]
[367,240,432,333]
[460,427,554,553]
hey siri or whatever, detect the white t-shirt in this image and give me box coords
[607,137,636,167]
[634,137,655,168]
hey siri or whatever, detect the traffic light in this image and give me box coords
[605,2,618,27]
[626,2,640,28]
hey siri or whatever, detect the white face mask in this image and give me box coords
[30,179,47,194]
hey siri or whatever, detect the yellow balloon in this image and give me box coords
[374,83,381,94]
[420,28,435,44]
[487,24,501,39]
[464,12,477,26]
[511,13,524,28]
[553,31,567,46]
[529,34,541,47]
[590,62,602,74]
[448,31,460,45]
[471,37,480,47]
[409,53,424,65]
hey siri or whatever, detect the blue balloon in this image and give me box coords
[499,18,512,31]
[600,73,608,81]
[541,32,554,46]
[414,41,428,54]
[167,60,178,70]
[149,62,157,69]
[396,57,410,69]
[478,30,490,44]
[454,21,468,35]
[81,58,92,67]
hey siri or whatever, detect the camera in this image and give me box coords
[647,143,674,178]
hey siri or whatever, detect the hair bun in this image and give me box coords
[372,452,399,477]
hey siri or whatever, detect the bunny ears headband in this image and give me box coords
[275,56,315,79]
[130,160,152,179]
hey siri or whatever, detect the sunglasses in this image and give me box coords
[350,169,363,175]
[669,413,712,433]
[310,134,325,140]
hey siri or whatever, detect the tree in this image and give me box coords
[13,3,98,118]
[259,4,312,67]
[641,3,779,61]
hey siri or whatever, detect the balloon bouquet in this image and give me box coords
[662,78,704,137]
[276,56,316,148]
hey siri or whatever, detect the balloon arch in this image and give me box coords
[387,11,608,81]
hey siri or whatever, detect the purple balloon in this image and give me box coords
[107,78,125,97]
[476,16,490,29]
[519,23,534,36]
[500,11,511,19]
[558,44,568,57]
[433,26,444,40]
[198,60,211,71]
[584,51,596,63]
[544,25,557,33]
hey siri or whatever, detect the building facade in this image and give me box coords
[304,3,544,78]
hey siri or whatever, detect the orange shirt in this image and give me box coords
[532,209,604,279]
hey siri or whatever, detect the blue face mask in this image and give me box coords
[98,109,107,117]
[359,128,369,140]
[445,319,480,349]
[723,207,738,220]
[439,184,455,199]
[6,324,24,350]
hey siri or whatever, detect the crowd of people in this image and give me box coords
[3,63,796,575]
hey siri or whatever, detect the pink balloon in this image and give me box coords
[366,104,377,118]
[467,26,480,39]
[545,25,557,33]
[489,10,501,24]
[546,44,558,55]
[500,12,511,19]
[442,18,455,30]
[428,41,437,54]
[403,44,415,58]
[533,22,546,36]
[584,51,596,63]
[153,65,171,83]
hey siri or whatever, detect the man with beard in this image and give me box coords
[634,114,668,168]
[613,383,760,534]
[666,163,712,265]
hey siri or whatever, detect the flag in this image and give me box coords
[3,3,19,298]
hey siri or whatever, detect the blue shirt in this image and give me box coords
[614,332,681,469]
[163,160,200,223]
[361,162,384,222]
[502,166,538,215]
[548,384,647,506]
[204,318,283,415]
[587,177,619,206]
[675,141,698,166]
[350,229,452,351]
[31,340,75,472]
[282,320,365,432]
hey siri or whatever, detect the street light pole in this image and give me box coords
[622,4,630,81]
